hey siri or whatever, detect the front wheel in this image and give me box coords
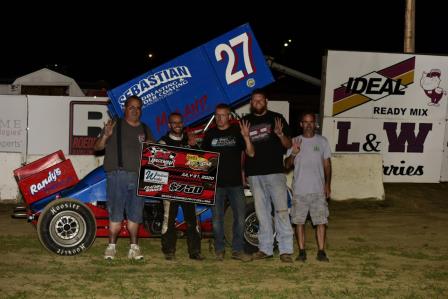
[37,199,96,255]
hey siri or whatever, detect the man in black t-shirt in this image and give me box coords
[202,103,254,262]
[242,89,294,263]
[159,112,204,261]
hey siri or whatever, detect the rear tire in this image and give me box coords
[143,203,163,236]
[223,201,267,254]
[242,202,260,253]
[37,199,96,255]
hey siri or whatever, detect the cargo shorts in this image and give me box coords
[291,193,329,225]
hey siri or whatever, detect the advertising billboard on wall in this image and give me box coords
[0,95,27,154]
[322,50,448,182]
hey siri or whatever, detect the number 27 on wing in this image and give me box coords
[215,32,255,85]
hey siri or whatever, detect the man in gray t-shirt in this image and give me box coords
[285,113,332,262]
[94,95,154,261]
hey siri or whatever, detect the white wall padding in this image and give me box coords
[331,154,385,201]
[66,155,104,179]
[0,153,21,201]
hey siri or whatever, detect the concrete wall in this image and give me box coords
[330,154,385,201]
[286,153,384,201]
[441,120,448,182]
[0,153,22,202]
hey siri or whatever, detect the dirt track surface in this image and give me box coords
[1,183,447,298]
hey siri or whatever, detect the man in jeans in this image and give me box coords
[202,103,254,262]
[159,112,204,261]
[94,95,154,260]
[242,89,294,263]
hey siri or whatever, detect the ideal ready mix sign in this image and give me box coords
[322,50,448,182]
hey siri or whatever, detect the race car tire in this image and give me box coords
[243,202,279,253]
[37,199,96,256]
[142,202,163,236]
[242,202,261,253]
[224,201,277,254]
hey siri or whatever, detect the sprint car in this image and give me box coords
[13,150,272,256]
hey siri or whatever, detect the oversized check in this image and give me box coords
[138,143,219,205]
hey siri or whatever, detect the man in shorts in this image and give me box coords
[94,95,154,260]
[284,112,332,262]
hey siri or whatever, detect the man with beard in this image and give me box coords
[158,112,204,261]
[242,89,294,263]
[284,112,331,262]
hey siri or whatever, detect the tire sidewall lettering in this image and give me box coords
[50,203,80,216]
[39,199,95,256]
[55,243,87,255]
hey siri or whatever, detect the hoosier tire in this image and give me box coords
[37,199,96,256]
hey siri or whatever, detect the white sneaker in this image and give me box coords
[128,244,144,260]
[104,244,116,260]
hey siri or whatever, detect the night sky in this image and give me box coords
[1,1,446,91]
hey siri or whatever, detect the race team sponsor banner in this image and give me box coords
[0,95,27,154]
[322,50,448,182]
[138,143,219,205]
[107,23,274,140]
